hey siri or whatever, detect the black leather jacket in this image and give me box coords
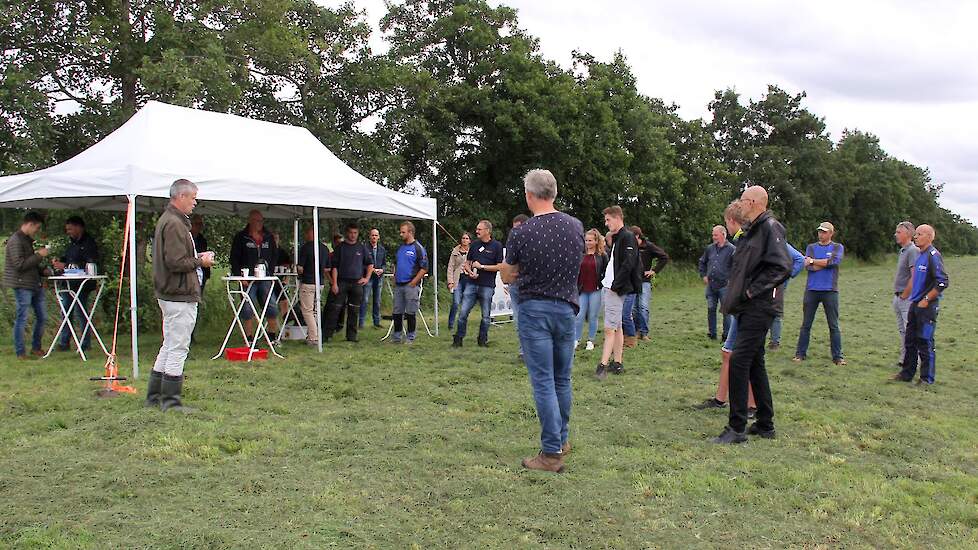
[721,210,792,317]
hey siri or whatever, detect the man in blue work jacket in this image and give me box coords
[892,224,949,385]
[793,221,846,365]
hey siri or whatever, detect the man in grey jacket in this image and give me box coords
[4,211,50,359]
[146,179,214,412]
[892,221,920,369]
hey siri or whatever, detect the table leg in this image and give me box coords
[382,277,396,341]
[212,281,252,360]
[44,280,74,359]
[74,279,110,358]
[250,282,284,360]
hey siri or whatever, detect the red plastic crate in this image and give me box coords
[224,347,268,361]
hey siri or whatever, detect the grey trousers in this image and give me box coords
[892,294,912,364]
[153,299,198,376]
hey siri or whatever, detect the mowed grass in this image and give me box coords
[1,257,976,548]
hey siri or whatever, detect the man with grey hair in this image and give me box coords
[453,219,503,347]
[147,179,214,412]
[891,221,919,369]
[501,169,584,473]
[698,224,736,341]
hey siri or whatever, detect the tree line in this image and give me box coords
[3,0,976,261]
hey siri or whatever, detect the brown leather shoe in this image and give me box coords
[561,441,571,456]
[623,336,637,348]
[521,452,565,473]
[30,349,44,357]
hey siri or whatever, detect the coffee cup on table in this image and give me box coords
[241,268,250,277]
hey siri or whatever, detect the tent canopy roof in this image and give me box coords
[0,101,436,220]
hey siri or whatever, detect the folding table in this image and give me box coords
[44,275,110,361]
[212,276,285,361]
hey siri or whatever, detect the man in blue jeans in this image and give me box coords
[453,220,504,347]
[51,216,100,351]
[793,221,846,365]
[501,169,584,473]
[4,212,51,359]
[698,225,735,341]
[359,228,387,328]
[631,226,669,343]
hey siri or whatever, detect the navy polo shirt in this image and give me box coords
[467,239,504,287]
[333,241,372,280]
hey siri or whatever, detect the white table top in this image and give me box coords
[48,275,108,281]
[222,276,279,282]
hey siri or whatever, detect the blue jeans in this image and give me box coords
[509,284,522,354]
[455,283,494,341]
[622,293,637,337]
[240,280,279,320]
[769,280,791,345]
[518,299,575,454]
[722,314,738,352]
[447,277,468,330]
[705,286,730,339]
[575,290,602,341]
[359,275,383,327]
[14,287,46,356]
[633,282,651,336]
[58,289,92,350]
[795,290,843,360]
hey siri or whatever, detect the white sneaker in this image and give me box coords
[574,340,579,350]
[586,340,595,351]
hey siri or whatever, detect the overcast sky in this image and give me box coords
[335,0,978,224]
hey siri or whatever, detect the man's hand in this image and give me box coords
[468,271,478,279]
[37,247,50,258]
[900,291,910,300]
[331,283,339,295]
[702,276,708,285]
[917,297,930,308]
[200,251,215,268]
[52,259,65,270]
[296,265,304,275]
[374,268,384,276]
[448,282,455,291]
[472,261,483,270]
[645,270,655,279]
[357,277,369,286]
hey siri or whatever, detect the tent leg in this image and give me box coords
[293,218,300,265]
[312,208,322,353]
[432,219,439,336]
[128,195,139,379]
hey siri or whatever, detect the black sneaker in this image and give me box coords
[452,335,462,348]
[694,398,727,409]
[747,423,776,439]
[747,407,757,419]
[477,338,489,348]
[595,363,608,381]
[710,426,747,444]
[610,361,624,375]
[707,333,717,340]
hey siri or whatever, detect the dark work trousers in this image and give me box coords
[728,307,776,433]
[899,300,939,384]
[325,279,364,341]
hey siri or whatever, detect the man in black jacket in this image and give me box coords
[631,226,669,343]
[713,186,792,444]
[596,206,642,380]
[51,216,100,351]
[229,210,280,340]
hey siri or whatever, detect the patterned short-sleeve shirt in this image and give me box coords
[505,211,585,312]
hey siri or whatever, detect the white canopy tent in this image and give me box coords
[0,101,439,378]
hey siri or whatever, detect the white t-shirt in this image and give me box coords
[602,243,615,289]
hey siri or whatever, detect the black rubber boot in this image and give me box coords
[160,374,194,413]
[145,370,163,408]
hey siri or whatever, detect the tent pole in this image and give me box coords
[127,195,139,379]
[432,218,439,336]
[293,217,300,265]
[313,208,322,353]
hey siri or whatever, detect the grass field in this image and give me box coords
[1,256,976,548]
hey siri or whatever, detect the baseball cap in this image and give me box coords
[817,222,834,233]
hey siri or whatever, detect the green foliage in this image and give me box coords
[1,0,976,264]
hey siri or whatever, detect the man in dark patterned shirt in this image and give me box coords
[501,169,584,474]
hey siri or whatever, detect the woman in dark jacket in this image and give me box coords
[575,228,607,351]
